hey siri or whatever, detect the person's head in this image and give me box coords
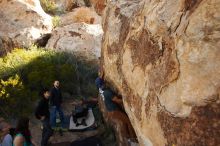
[0,122,11,136]
[40,88,50,99]
[54,80,60,88]
[15,117,31,143]
[16,117,29,133]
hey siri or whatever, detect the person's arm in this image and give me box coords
[35,101,45,120]
[50,88,55,105]
[60,89,63,104]
[112,96,123,104]
[13,135,24,146]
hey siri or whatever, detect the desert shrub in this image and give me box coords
[84,0,91,7]
[40,0,58,15]
[0,75,33,118]
[0,46,98,118]
[52,16,61,28]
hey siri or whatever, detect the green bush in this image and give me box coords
[0,74,33,118]
[0,46,98,118]
[52,16,61,28]
[40,0,58,15]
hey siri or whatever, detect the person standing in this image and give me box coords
[50,81,65,133]
[35,88,53,146]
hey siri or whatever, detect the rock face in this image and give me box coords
[101,0,220,146]
[90,0,106,15]
[46,23,103,62]
[0,0,52,56]
[61,7,102,26]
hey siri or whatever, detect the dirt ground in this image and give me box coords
[30,98,116,146]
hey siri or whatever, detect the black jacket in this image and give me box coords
[35,98,50,119]
[50,87,62,107]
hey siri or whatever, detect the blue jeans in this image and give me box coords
[50,106,65,128]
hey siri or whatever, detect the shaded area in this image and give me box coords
[30,98,117,146]
[0,47,98,119]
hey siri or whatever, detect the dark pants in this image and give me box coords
[41,118,53,146]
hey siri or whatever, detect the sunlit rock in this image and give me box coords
[46,23,103,62]
[0,0,52,56]
[101,0,220,145]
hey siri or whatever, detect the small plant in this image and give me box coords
[52,16,61,28]
[40,0,58,15]
[84,0,91,7]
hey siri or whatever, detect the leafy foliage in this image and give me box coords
[0,46,98,118]
[0,74,32,118]
[40,0,58,15]
[52,16,61,28]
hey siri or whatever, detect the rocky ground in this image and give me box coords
[30,98,116,146]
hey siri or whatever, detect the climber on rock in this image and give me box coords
[101,85,136,145]
[50,81,66,134]
[35,88,53,146]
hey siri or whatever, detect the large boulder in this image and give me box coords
[0,0,52,56]
[46,23,103,62]
[101,0,220,146]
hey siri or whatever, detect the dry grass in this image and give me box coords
[72,7,97,24]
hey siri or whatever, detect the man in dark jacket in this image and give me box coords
[50,81,65,131]
[35,88,53,146]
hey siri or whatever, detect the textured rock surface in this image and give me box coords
[101,0,220,146]
[90,0,106,15]
[46,23,103,62]
[0,0,52,56]
[61,7,102,26]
